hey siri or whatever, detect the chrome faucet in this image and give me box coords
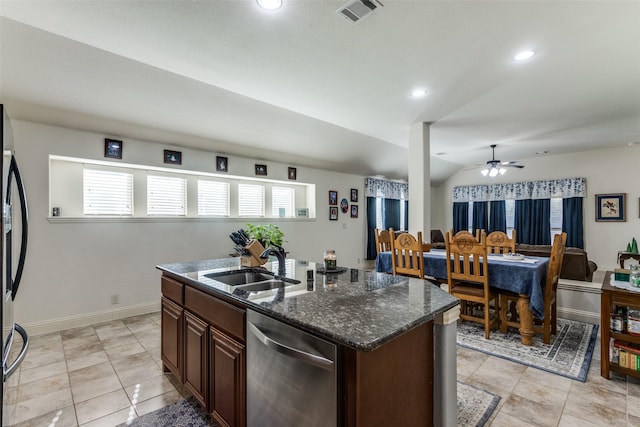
[260,246,287,276]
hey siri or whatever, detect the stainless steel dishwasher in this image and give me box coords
[246,309,337,427]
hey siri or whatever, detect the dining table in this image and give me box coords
[376,249,550,345]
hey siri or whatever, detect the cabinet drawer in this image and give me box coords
[162,276,184,305]
[185,286,245,342]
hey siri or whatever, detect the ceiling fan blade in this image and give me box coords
[503,163,525,168]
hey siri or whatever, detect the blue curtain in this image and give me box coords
[453,202,468,234]
[489,200,506,232]
[404,200,409,231]
[472,201,488,236]
[515,199,550,245]
[563,197,584,248]
[383,199,401,230]
[366,197,377,260]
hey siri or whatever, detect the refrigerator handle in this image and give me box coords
[7,155,28,300]
[3,324,29,380]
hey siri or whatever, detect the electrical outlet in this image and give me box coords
[110,294,119,305]
[342,223,347,229]
[357,258,361,265]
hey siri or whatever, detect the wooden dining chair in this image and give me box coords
[389,229,425,278]
[445,230,499,339]
[486,230,517,254]
[499,232,567,344]
[374,228,392,254]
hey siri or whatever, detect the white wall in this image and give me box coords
[12,120,367,332]
[437,145,640,272]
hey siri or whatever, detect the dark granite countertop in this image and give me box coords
[157,258,459,352]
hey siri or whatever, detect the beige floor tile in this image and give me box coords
[68,361,115,385]
[466,355,527,396]
[628,375,640,397]
[11,405,78,427]
[110,350,155,374]
[123,315,158,334]
[64,340,104,358]
[20,346,66,370]
[94,323,131,341]
[563,394,627,426]
[61,325,96,341]
[124,375,176,404]
[133,389,183,416]
[488,411,537,427]
[456,346,489,378]
[12,388,74,425]
[71,373,123,403]
[28,332,63,349]
[66,350,110,372]
[629,413,640,426]
[628,393,640,418]
[104,341,146,360]
[558,413,608,427]
[100,333,138,352]
[80,407,137,427]
[519,366,573,393]
[19,360,68,385]
[17,372,70,402]
[63,334,102,353]
[116,363,163,388]
[74,389,132,425]
[498,393,563,427]
[511,371,570,407]
[568,380,627,413]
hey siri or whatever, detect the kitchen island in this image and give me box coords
[157,257,459,427]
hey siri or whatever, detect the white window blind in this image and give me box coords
[550,198,563,240]
[238,183,265,216]
[147,175,187,216]
[272,186,294,217]
[376,197,383,229]
[198,180,230,216]
[83,168,133,215]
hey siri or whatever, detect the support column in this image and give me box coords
[408,122,431,239]
[434,305,460,427]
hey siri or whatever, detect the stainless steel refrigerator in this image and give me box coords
[1,104,29,426]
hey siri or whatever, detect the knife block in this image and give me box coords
[240,240,268,267]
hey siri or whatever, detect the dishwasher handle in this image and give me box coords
[247,321,334,372]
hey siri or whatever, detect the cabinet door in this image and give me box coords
[161,297,183,382]
[210,328,246,427]
[184,311,209,408]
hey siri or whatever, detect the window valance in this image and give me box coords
[452,177,586,202]
[365,177,408,200]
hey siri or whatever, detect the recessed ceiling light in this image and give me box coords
[257,0,282,10]
[514,50,535,61]
[411,88,428,98]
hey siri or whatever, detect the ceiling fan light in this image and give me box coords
[499,168,507,175]
[257,0,282,10]
[481,169,489,176]
[489,168,499,177]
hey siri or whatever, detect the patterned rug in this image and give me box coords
[457,317,598,382]
[120,382,500,427]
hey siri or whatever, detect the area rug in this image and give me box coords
[120,382,500,427]
[457,317,598,382]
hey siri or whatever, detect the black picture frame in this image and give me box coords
[164,150,182,165]
[351,205,358,218]
[329,206,338,220]
[288,167,297,180]
[329,190,338,205]
[340,198,349,213]
[255,164,268,176]
[596,193,626,222]
[351,188,358,202]
[104,138,122,159]
[216,156,228,172]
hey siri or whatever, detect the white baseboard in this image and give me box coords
[23,302,161,336]
[557,307,600,325]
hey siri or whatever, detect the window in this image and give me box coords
[376,197,383,229]
[550,198,563,240]
[147,175,187,216]
[505,199,515,238]
[272,186,294,217]
[468,201,474,232]
[83,167,133,215]
[198,180,229,216]
[239,183,265,217]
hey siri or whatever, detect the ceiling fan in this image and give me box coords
[480,144,524,177]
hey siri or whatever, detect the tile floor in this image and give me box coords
[5,311,640,426]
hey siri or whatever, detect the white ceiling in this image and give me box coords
[1,1,639,184]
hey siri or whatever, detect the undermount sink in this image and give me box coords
[233,279,291,293]
[205,270,276,286]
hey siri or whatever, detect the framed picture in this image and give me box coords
[329,190,338,205]
[164,150,182,165]
[255,164,268,176]
[351,205,358,218]
[596,193,626,222]
[340,198,349,213]
[104,138,122,159]
[216,156,228,172]
[351,188,358,202]
[329,206,338,220]
[288,167,297,180]
[296,208,309,218]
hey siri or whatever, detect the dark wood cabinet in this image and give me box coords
[161,296,183,382]
[184,311,209,408]
[210,327,246,427]
[601,271,640,380]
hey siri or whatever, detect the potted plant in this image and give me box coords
[245,223,285,248]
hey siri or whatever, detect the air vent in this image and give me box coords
[337,0,379,23]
